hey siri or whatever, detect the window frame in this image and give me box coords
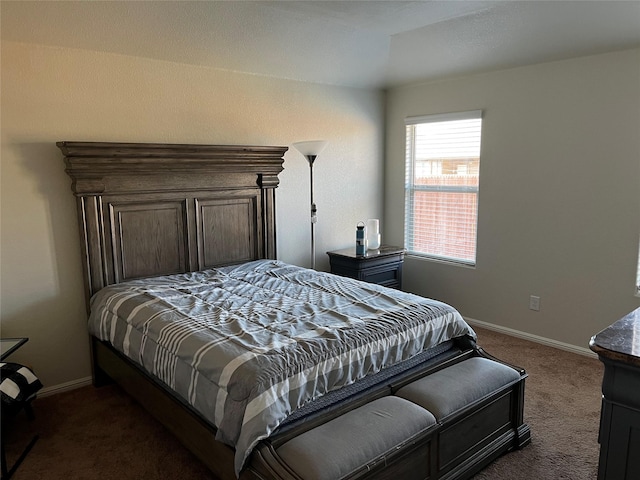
[404,110,483,267]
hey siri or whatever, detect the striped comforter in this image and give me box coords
[88,260,475,475]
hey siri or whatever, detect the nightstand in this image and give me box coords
[327,245,405,289]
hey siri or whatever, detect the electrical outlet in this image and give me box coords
[529,295,540,311]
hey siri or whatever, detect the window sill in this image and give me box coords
[406,253,476,270]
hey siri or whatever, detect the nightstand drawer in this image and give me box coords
[360,263,402,288]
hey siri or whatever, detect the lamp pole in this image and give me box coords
[292,141,327,270]
[308,155,317,270]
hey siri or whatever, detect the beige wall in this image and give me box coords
[0,41,384,391]
[385,48,640,352]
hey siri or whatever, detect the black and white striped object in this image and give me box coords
[0,362,42,406]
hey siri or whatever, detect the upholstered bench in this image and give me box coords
[274,396,437,480]
[395,357,526,478]
[395,357,522,421]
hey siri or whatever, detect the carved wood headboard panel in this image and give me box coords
[59,142,287,302]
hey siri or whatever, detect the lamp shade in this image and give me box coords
[292,140,327,158]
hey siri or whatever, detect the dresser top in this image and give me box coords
[590,307,640,366]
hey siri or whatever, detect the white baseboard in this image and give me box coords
[38,376,93,398]
[464,316,597,359]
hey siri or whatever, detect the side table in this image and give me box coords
[327,245,405,289]
[1,337,39,480]
[0,338,28,361]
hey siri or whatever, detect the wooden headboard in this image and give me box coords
[59,142,287,303]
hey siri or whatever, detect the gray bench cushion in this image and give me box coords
[276,396,436,480]
[395,357,521,421]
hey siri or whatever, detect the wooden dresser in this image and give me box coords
[590,307,640,480]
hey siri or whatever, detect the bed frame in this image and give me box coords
[59,141,529,480]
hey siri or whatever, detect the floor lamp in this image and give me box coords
[292,140,327,270]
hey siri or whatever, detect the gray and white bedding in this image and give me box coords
[88,259,475,475]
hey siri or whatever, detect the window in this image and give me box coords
[636,236,640,295]
[404,110,482,266]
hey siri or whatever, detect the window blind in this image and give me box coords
[404,110,482,265]
[636,236,640,295]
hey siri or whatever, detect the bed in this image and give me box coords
[59,141,529,480]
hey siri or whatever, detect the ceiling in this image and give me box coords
[2,0,640,89]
